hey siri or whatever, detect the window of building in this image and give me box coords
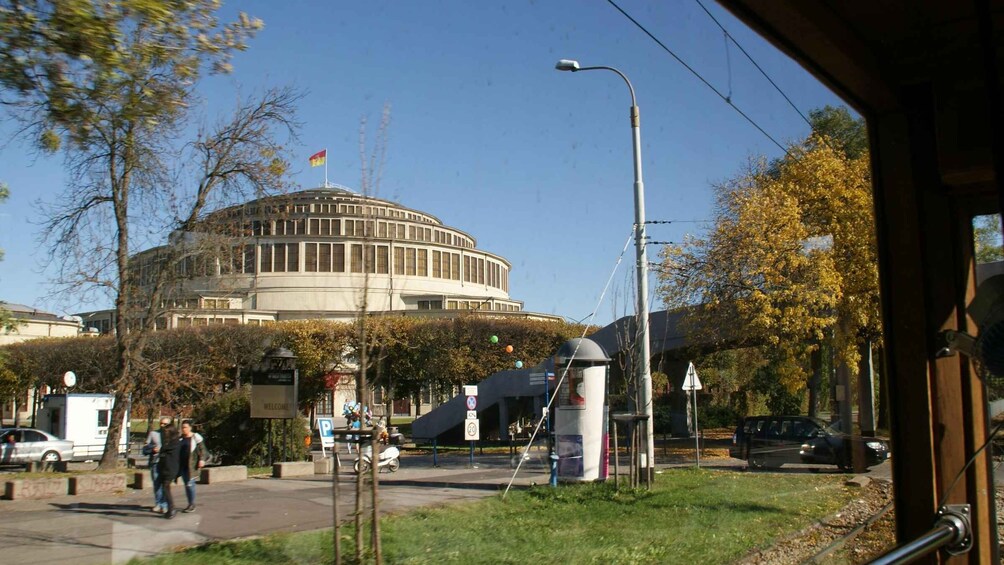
[406,248,416,275]
[417,249,428,276]
[332,244,345,272]
[364,245,376,274]
[350,244,363,273]
[432,250,441,278]
[378,222,387,238]
[97,409,110,428]
[305,243,317,272]
[288,243,299,272]
[260,244,273,272]
[447,300,458,309]
[451,254,460,280]
[396,224,405,239]
[244,245,256,274]
[274,244,286,272]
[394,247,405,274]
[377,246,389,274]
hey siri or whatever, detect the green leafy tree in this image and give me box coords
[973,214,1004,263]
[0,1,301,468]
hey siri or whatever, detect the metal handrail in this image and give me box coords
[866,505,972,564]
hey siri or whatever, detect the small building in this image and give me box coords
[0,302,84,425]
[36,393,129,460]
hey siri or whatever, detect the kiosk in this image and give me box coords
[553,337,610,482]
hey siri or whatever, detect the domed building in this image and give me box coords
[79,186,557,332]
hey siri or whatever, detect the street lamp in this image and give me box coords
[555,58,654,484]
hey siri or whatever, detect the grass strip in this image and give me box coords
[135,468,854,565]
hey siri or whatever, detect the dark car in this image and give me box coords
[730,416,889,471]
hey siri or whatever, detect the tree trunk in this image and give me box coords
[807,347,822,418]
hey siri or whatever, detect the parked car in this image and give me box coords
[730,416,889,471]
[0,428,76,466]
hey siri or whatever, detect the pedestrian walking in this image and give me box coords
[179,421,205,513]
[142,417,172,513]
[156,423,181,519]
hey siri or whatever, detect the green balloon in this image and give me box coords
[490,335,498,344]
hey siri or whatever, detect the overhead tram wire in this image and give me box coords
[693,0,814,130]
[605,0,792,158]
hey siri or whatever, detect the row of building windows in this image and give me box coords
[237,218,474,248]
[175,242,510,291]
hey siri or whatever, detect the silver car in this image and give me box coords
[0,428,75,465]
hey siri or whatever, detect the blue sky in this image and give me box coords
[0,0,850,325]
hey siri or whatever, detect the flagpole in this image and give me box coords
[324,147,329,188]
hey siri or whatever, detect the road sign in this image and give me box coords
[464,385,478,396]
[682,362,703,391]
[467,410,477,420]
[464,418,480,441]
[317,417,335,448]
[466,395,478,410]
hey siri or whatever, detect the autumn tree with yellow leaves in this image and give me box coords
[658,108,879,407]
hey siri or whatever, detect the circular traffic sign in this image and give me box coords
[466,395,478,410]
[467,421,477,436]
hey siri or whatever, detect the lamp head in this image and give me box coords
[555,59,580,72]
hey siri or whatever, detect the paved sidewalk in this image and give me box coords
[0,454,551,565]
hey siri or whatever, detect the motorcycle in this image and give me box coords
[354,445,401,473]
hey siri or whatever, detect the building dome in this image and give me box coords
[82,186,555,331]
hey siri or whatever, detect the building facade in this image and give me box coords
[80,186,551,330]
[1,303,84,425]
[75,186,560,417]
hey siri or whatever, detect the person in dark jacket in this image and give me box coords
[156,424,181,519]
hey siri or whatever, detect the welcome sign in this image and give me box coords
[250,369,298,418]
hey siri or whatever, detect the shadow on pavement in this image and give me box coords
[50,501,152,516]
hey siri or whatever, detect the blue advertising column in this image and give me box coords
[553,338,610,482]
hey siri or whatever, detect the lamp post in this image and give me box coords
[555,59,654,485]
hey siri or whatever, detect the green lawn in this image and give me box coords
[135,468,855,565]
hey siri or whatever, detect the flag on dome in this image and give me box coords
[309,149,327,167]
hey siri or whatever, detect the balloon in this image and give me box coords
[515,360,524,369]
[490,335,499,344]
[505,345,513,353]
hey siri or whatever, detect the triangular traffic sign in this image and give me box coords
[682,361,703,390]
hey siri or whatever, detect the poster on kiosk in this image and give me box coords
[553,337,610,482]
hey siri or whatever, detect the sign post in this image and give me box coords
[464,386,479,467]
[317,417,335,458]
[682,362,703,467]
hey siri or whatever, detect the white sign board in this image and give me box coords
[464,385,478,397]
[464,418,480,441]
[467,410,478,420]
[682,362,703,391]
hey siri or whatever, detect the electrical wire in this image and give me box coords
[605,0,792,157]
[694,0,813,129]
[938,418,1004,507]
[502,230,635,499]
